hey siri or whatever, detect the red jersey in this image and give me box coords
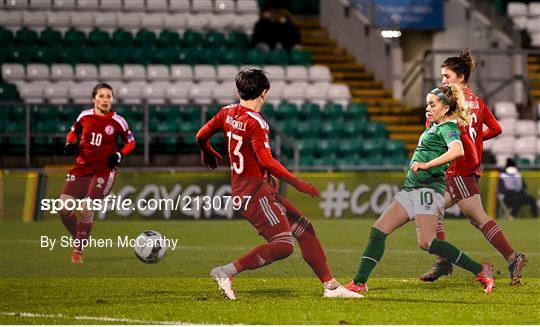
[200,104,271,196]
[70,108,135,167]
[446,87,502,177]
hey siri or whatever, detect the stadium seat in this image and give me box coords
[267,49,289,65]
[321,102,343,120]
[305,83,330,106]
[213,82,236,104]
[147,65,170,81]
[69,81,95,103]
[117,13,142,30]
[52,0,75,10]
[16,27,38,45]
[515,136,538,162]
[29,0,52,10]
[244,49,266,65]
[26,64,50,81]
[123,64,146,82]
[166,81,192,104]
[282,82,308,106]
[77,0,99,11]
[499,118,517,136]
[309,65,332,83]
[74,64,98,81]
[94,12,118,31]
[344,102,369,120]
[22,11,47,29]
[494,101,519,119]
[515,119,537,136]
[296,121,319,138]
[163,13,188,31]
[337,138,361,156]
[491,136,516,167]
[266,81,286,106]
[205,31,226,48]
[100,0,122,11]
[47,11,71,29]
[215,0,235,13]
[226,31,250,48]
[327,84,351,106]
[365,122,388,138]
[0,10,22,28]
[319,121,340,138]
[193,65,217,82]
[190,82,216,104]
[141,14,164,31]
[5,0,28,10]
[221,48,244,65]
[186,14,212,31]
[44,81,71,104]
[170,64,193,81]
[191,0,213,13]
[264,65,286,82]
[384,139,407,156]
[50,64,74,81]
[286,65,309,83]
[168,0,190,12]
[216,65,239,82]
[99,64,123,81]
[118,82,145,104]
[146,0,168,12]
[0,83,20,101]
[70,12,94,30]
[236,0,259,14]
[290,50,312,65]
[507,2,528,16]
[19,81,47,103]
[40,28,62,45]
[2,64,25,82]
[124,0,144,11]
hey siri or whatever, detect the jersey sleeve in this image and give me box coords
[481,101,502,140]
[250,121,271,154]
[440,123,462,147]
[196,108,227,143]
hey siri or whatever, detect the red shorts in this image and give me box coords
[62,165,116,200]
[241,183,307,241]
[445,175,480,203]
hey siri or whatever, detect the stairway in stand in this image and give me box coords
[528,53,540,106]
[293,17,424,154]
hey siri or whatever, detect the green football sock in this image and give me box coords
[353,227,387,284]
[428,238,482,275]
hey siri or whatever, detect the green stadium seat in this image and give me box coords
[384,139,406,156]
[8,45,33,64]
[296,121,319,138]
[172,47,201,65]
[11,105,26,119]
[128,46,154,64]
[158,30,181,47]
[266,49,289,65]
[58,46,84,64]
[5,121,25,133]
[183,30,204,48]
[32,46,58,64]
[0,28,14,45]
[322,103,343,120]
[338,138,362,156]
[205,31,226,48]
[313,155,336,167]
[344,103,369,121]
[103,46,130,64]
[111,29,133,47]
[337,155,361,168]
[261,103,275,117]
[319,121,339,138]
[135,29,157,46]
[179,121,200,133]
[88,28,110,46]
[275,102,298,120]
[0,83,21,101]
[199,47,222,65]
[151,47,175,65]
[244,49,266,65]
[275,120,296,136]
[31,105,59,121]
[39,27,62,45]
[362,139,385,156]
[152,120,179,132]
[130,121,144,133]
[59,104,83,120]
[317,138,340,157]
[80,46,106,64]
[299,102,321,120]
[297,138,317,156]
[16,27,38,45]
[300,155,315,167]
[226,31,249,49]
[365,122,388,139]
[221,48,243,65]
[154,105,182,121]
[383,156,410,166]
[33,121,57,132]
[64,28,86,46]
[290,49,311,65]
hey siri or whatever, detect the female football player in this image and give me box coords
[345,84,495,294]
[419,50,526,285]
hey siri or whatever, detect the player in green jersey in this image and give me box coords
[345,84,495,294]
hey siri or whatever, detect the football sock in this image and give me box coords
[291,217,333,283]
[74,221,93,252]
[427,238,482,275]
[353,227,387,284]
[435,221,447,262]
[60,211,78,237]
[480,220,515,262]
[221,263,238,277]
[233,237,294,273]
[323,278,340,290]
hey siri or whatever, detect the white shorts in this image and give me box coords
[394,188,445,220]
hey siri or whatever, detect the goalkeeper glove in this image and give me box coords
[107,152,122,169]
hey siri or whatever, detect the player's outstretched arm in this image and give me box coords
[412,141,464,174]
[196,124,222,169]
[256,148,319,197]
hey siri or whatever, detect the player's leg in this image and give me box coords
[72,169,116,263]
[458,193,526,284]
[416,214,494,293]
[279,196,361,298]
[211,192,294,300]
[346,196,410,292]
[59,168,91,237]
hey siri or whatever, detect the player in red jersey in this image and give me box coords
[419,50,526,285]
[59,83,136,263]
[196,69,361,300]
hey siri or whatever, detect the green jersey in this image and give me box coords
[403,121,461,195]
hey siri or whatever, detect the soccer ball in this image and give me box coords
[133,230,168,264]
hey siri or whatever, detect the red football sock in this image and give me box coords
[279,196,333,282]
[436,221,446,262]
[74,221,93,252]
[60,211,78,237]
[481,220,515,259]
[233,238,294,272]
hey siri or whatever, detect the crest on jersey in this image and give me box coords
[97,177,105,189]
[447,131,459,139]
[105,125,114,135]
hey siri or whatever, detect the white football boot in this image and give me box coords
[210,267,236,300]
[324,285,364,298]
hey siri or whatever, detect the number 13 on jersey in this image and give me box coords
[226,131,244,174]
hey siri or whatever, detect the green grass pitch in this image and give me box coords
[0,218,539,324]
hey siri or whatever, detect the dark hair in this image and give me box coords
[441,49,476,83]
[235,69,270,100]
[92,83,114,98]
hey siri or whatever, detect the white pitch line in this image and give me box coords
[0,311,190,325]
